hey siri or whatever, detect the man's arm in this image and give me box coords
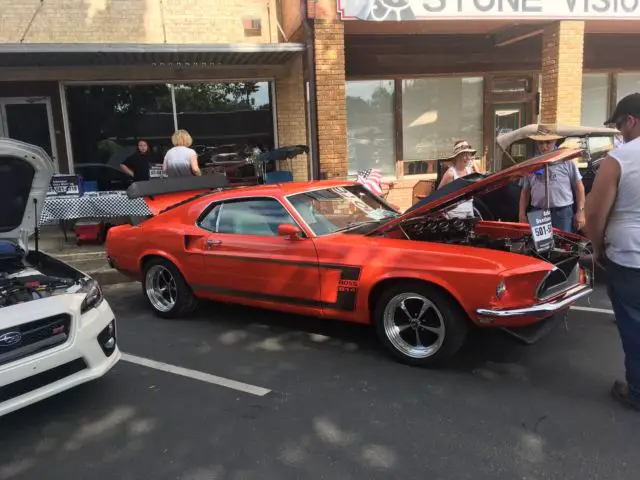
[574,180,586,231]
[519,186,531,224]
[585,156,621,262]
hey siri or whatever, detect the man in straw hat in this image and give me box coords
[438,140,482,218]
[518,125,585,232]
[585,92,640,411]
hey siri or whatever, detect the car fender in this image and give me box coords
[366,270,470,318]
[138,248,186,279]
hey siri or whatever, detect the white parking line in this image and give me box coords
[570,306,615,315]
[121,353,271,397]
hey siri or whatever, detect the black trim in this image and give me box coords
[194,285,323,308]
[188,251,354,271]
[192,261,362,311]
[0,358,87,404]
[126,174,228,199]
[0,314,72,367]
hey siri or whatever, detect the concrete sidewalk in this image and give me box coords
[30,225,133,286]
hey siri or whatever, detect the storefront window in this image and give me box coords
[346,80,396,178]
[65,84,174,166]
[581,74,609,127]
[173,82,274,152]
[616,73,640,101]
[65,81,275,172]
[402,77,483,174]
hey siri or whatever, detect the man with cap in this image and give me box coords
[518,125,586,232]
[586,92,640,411]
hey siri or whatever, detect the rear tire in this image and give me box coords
[373,281,468,367]
[142,258,198,319]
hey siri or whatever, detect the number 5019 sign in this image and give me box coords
[527,209,554,252]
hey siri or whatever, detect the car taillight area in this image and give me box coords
[0,314,71,366]
[536,257,582,301]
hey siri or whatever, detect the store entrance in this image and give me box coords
[485,74,538,172]
[0,97,58,171]
[492,102,527,170]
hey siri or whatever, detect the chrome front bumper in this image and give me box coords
[476,285,593,318]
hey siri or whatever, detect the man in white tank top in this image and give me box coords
[586,93,640,411]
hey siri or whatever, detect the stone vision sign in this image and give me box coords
[337,0,640,21]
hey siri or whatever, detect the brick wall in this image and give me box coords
[314,13,347,179]
[0,0,279,44]
[540,21,585,125]
[275,55,309,181]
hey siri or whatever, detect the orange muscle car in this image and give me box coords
[106,148,593,366]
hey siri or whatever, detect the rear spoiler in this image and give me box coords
[127,174,229,215]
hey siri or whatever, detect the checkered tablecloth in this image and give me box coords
[41,193,152,224]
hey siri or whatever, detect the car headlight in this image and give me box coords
[80,279,104,314]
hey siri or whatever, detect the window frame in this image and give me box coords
[345,79,397,179]
[196,195,306,238]
[400,76,485,166]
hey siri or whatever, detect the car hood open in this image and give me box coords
[0,138,54,250]
[368,148,584,236]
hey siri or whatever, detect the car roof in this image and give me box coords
[220,179,358,197]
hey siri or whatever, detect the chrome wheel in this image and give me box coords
[145,265,178,313]
[383,292,446,359]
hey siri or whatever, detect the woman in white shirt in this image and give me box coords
[163,129,201,178]
[438,140,482,218]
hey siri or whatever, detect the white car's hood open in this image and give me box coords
[0,138,54,251]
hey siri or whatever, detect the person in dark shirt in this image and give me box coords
[120,139,154,182]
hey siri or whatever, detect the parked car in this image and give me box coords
[105,148,593,367]
[75,162,134,192]
[0,139,120,417]
[429,125,620,223]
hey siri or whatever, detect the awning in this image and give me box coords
[0,43,305,68]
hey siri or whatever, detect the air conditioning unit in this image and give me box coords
[242,16,262,35]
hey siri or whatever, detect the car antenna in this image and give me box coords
[33,197,39,255]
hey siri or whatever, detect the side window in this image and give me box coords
[217,198,297,236]
[198,203,222,232]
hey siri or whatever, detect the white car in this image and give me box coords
[0,138,120,417]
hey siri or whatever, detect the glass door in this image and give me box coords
[492,103,526,171]
[0,97,58,171]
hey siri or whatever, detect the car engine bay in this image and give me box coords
[399,215,590,264]
[0,241,84,309]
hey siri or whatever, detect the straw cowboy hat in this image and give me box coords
[528,124,565,142]
[445,140,476,160]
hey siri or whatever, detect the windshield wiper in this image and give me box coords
[333,219,387,233]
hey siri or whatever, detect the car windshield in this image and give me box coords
[561,135,615,156]
[288,185,399,236]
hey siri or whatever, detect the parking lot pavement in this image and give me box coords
[1,282,639,480]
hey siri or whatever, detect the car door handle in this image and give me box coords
[206,239,222,249]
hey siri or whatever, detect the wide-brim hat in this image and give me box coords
[446,140,476,159]
[528,124,564,142]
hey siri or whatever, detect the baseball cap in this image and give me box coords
[605,92,640,125]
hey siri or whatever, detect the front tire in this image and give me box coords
[142,258,198,318]
[373,282,468,367]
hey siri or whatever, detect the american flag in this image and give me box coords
[356,168,384,196]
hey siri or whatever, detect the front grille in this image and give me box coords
[0,314,72,367]
[537,257,581,301]
[0,358,87,404]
